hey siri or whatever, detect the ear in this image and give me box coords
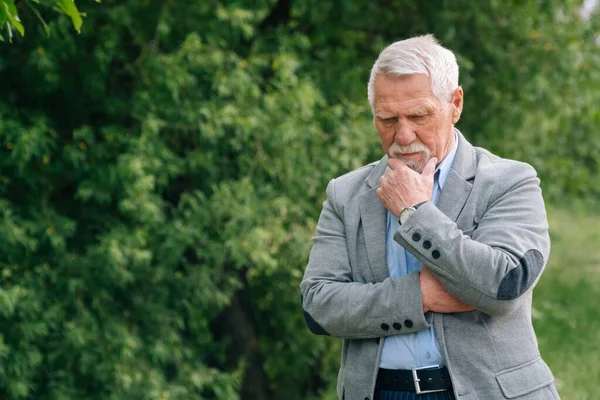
[450,86,463,124]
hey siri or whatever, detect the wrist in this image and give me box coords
[419,271,430,312]
[399,201,428,225]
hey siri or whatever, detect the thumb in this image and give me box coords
[423,157,438,176]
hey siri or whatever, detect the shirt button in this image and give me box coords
[425,352,431,360]
[423,240,432,249]
[432,250,441,259]
[412,232,421,241]
[381,323,390,331]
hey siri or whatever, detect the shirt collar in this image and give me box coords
[435,130,459,191]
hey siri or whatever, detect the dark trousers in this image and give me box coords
[374,389,456,400]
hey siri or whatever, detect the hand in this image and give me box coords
[376,157,437,217]
[420,266,475,313]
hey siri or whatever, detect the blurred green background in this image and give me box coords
[0,0,599,399]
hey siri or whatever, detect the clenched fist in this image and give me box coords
[420,266,475,313]
[376,157,438,217]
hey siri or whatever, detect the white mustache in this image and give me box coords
[389,142,431,157]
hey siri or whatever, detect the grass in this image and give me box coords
[533,204,600,400]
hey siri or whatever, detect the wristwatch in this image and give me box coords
[399,201,427,225]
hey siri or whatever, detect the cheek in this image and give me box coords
[420,120,446,150]
[415,125,435,144]
[376,124,394,148]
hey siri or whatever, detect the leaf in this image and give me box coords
[0,1,7,26]
[26,1,50,36]
[5,18,13,42]
[54,0,82,33]
[1,0,24,37]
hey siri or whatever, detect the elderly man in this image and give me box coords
[300,35,559,400]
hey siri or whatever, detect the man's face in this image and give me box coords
[373,73,463,172]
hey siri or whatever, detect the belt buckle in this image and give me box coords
[411,365,447,395]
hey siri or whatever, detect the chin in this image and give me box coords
[389,147,431,172]
[405,162,425,173]
[392,155,427,173]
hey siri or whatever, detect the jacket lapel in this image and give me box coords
[359,156,390,282]
[436,129,476,222]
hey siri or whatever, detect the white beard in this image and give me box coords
[388,142,432,173]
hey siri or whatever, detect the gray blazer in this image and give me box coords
[300,131,559,399]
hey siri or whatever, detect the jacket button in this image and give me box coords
[393,322,402,330]
[364,397,370,400]
[423,240,432,249]
[432,250,441,259]
[381,323,390,331]
[412,232,421,241]
[404,319,413,328]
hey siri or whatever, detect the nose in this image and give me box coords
[394,121,417,146]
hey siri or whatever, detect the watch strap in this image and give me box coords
[413,201,427,209]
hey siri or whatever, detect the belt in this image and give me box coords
[375,365,453,394]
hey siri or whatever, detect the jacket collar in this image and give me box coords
[436,128,476,222]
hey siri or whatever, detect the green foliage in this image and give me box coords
[0,0,598,399]
[0,0,89,40]
[1,0,24,37]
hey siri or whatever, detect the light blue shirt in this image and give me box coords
[379,132,459,370]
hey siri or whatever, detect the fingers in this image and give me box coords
[380,167,397,186]
[423,157,438,177]
[387,158,404,170]
[388,156,438,176]
[378,174,388,189]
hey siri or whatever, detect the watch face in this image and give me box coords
[400,207,415,224]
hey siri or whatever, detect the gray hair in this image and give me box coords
[367,34,459,113]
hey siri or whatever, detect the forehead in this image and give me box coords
[373,73,440,112]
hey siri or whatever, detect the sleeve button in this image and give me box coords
[412,232,421,241]
[381,323,390,331]
[432,250,441,259]
[404,319,413,328]
[423,240,432,249]
[392,322,402,330]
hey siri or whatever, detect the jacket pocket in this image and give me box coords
[495,357,555,398]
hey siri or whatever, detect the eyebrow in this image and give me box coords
[374,112,396,118]
[375,105,434,119]
[408,105,435,115]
